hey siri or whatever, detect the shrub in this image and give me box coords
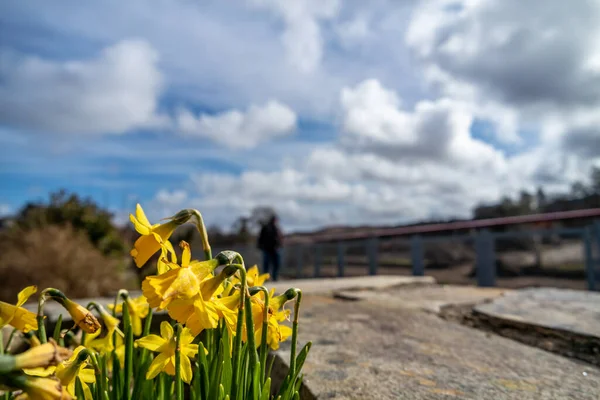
[0,224,128,302]
[12,190,126,257]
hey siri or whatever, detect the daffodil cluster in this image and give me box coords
[0,204,310,400]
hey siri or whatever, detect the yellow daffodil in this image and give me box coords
[135,322,199,383]
[232,265,269,288]
[85,329,125,368]
[157,239,177,274]
[24,347,94,400]
[247,289,292,350]
[166,266,235,336]
[108,295,149,336]
[213,291,242,341]
[130,204,186,268]
[54,347,96,400]
[11,340,72,371]
[95,305,123,337]
[10,375,71,400]
[59,299,101,334]
[142,241,218,310]
[168,294,219,336]
[0,286,38,332]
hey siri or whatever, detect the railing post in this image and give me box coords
[367,237,378,276]
[337,241,345,277]
[295,245,303,279]
[584,227,596,291]
[314,244,322,278]
[411,235,424,276]
[475,229,496,287]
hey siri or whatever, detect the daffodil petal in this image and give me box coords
[179,328,196,347]
[130,214,151,236]
[135,204,152,228]
[182,343,199,358]
[16,286,37,307]
[82,381,94,400]
[146,353,170,380]
[181,241,191,268]
[23,366,56,377]
[180,354,193,384]
[160,321,174,340]
[80,368,96,384]
[10,307,38,332]
[135,334,166,352]
[131,234,161,267]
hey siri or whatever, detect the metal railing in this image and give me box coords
[278,220,600,291]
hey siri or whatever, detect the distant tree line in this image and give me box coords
[473,166,600,220]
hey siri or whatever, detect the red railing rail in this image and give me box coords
[286,208,600,244]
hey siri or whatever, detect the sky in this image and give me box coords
[1,0,600,232]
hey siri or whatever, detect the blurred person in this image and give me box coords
[257,215,283,281]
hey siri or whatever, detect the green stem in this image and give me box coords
[4,329,17,353]
[174,324,183,400]
[35,288,69,344]
[244,293,259,397]
[122,305,133,400]
[89,352,103,400]
[112,290,130,317]
[191,209,212,260]
[289,290,302,384]
[36,289,51,344]
[229,264,247,400]
[52,314,63,343]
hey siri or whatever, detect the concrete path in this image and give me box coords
[281,287,599,399]
[474,288,600,339]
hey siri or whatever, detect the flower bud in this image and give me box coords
[14,340,72,371]
[60,299,101,334]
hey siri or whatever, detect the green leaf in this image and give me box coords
[52,314,63,342]
[294,374,303,393]
[252,363,262,400]
[293,342,312,381]
[219,383,225,400]
[122,305,134,400]
[221,331,232,394]
[198,343,209,400]
[260,377,271,400]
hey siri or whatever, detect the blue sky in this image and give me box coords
[1,0,599,230]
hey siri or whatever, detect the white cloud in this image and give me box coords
[339,79,506,171]
[178,79,530,230]
[406,0,600,151]
[0,39,162,134]
[5,0,600,231]
[176,100,297,149]
[248,0,340,73]
[155,189,187,207]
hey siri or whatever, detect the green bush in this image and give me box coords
[12,190,126,256]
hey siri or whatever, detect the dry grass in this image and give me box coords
[0,224,130,302]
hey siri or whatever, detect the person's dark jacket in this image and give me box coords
[257,223,282,252]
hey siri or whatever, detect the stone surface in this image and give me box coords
[474,288,600,339]
[266,275,435,296]
[334,284,508,314]
[278,293,600,399]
